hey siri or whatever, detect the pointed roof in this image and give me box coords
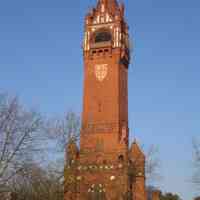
[130,139,145,160]
[97,0,119,8]
[85,0,125,25]
[96,0,120,15]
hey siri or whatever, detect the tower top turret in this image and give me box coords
[83,0,130,65]
[85,0,125,24]
[96,0,122,15]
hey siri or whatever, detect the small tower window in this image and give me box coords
[95,31,112,43]
[118,155,124,162]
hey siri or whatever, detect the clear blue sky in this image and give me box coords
[0,0,199,199]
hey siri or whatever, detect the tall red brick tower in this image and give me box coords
[64,1,147,200]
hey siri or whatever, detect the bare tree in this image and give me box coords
[0,93,80,199]
[43,111,80,181]
[159,192,182,200]
[0,94,42,193]
[146,145,161,184]
[10,162,63,200]
[46,111,80,152]
[193,138,200,190]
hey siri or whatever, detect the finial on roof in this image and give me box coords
[97,0,119,12]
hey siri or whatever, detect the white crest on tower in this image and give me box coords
[95,64,108,82]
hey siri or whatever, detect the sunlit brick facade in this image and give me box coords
[64,1,147,199]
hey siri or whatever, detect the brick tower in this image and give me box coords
[64,1,147,200]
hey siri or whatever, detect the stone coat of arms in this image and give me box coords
[95,64,108,82]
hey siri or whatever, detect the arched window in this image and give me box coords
[118,155,124,162]
[95,31,112,43]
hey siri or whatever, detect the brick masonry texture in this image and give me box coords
[64,1,147,200]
